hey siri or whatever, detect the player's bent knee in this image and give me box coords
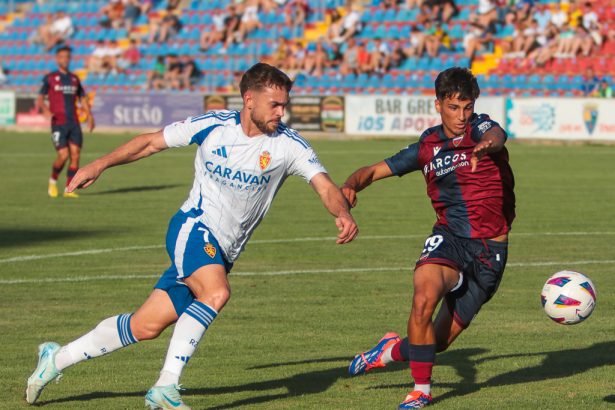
[198,287,231,312]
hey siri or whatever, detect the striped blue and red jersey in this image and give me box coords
[39,71,85,126]
[385,113,515,239]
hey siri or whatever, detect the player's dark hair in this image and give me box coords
[239,63,293,97]
[56,45,72,54]
[435,67,480,101]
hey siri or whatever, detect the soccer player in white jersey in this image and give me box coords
[26,63,358,409]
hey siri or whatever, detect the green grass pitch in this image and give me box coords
[1,132,614,409]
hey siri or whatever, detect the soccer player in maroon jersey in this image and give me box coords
[342,67,515,409]
[37,46,95,198]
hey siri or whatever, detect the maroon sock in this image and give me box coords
[66,166,78,187]
[51,165,64,181]
[410,360,434,385]
[391,340,407,362]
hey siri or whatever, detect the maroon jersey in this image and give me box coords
[39,71,85,126]
[385,113,515,239]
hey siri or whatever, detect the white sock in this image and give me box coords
[49,178,57,184]
[54,314,137,371]
[414,383,431,395]
[380,345,394,365]
[155,301,218,387]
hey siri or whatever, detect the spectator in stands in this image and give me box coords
[116,39,142,72]
[285,0,310,31]
[285,41,307,71]
[579,1,601,56]
[549,2,568,31]
[163,53,183,90]
[326,42,344,68]
[514,0,534,23]
[403,25,425,57]
[34,11,75,51]
[219,4,242,53]
[123,0,142,32]
[357,40,371,74]
[100,0,125,29]
[473,0,498,28]
[554,22,581,58]
[179,55,201,91]
[98,39,123,75]
[146,55,166,90]
[425,21,452,57]
[88,39,110,75]
[340,37,359,75]
[533,3,551,32]
[369,38,391,74]
[463,21,495,63]
[596,78,613,98]
[581,67,600,96]
[332,3,362,44]
[514,19,541,57]
[326,8,344,43]
[424,0,458,23]
[200,9,227,51]
[303,38,328,77]
[149,8,182,43]
[235,0,262,43]
[389,39,407,69]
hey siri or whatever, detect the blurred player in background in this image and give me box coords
[26,63,358,409]
[37,45,95,199]
[342,67,515,409]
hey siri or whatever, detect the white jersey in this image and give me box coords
[163,110,327,262]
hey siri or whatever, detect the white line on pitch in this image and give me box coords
[2,232,615,265]
[1,259,615,285]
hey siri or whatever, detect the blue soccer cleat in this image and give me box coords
[26,342,62,404]
[145,384,192,409]
[399,391,433,409]
[348,332,400,376]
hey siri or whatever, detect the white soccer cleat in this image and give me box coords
[145,384,192,409]
[26,342,62,404]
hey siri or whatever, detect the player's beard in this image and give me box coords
[251,112,279,135]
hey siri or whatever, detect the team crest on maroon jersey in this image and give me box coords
[453,136,463,147]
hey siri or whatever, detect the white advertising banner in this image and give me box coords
[506,98,615,141]
[345,95,505,136]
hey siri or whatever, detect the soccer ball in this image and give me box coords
[541,270,597,325]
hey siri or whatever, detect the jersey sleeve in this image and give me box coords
[286,137,327,183]
[384,142,421,176]
[470,113,508,143]
[39,75,49,95]
[163,114,217,148]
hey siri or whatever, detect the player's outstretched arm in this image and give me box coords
[341,161,394,208]
[67,130,168,192]
[471,127,506,172]
[310,173,359,244]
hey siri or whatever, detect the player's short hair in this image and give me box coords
[435,67,480,101]
[56,45,72,54]
[239,63,293,97]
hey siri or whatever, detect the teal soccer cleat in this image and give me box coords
[26,342,62,404]
[145,384,192,409]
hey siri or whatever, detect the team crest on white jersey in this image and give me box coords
[259,151,271,170]
[433,146,441,156]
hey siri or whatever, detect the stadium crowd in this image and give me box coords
[2,0,614,95]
